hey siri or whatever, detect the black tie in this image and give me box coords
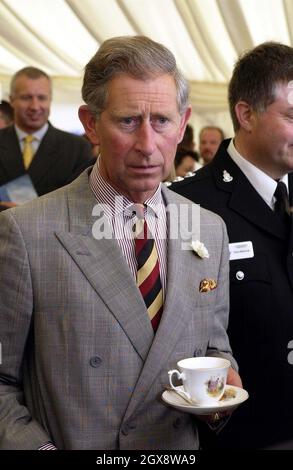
[274,181,290,224]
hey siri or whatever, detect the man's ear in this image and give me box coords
[178,105,192,143]
[234,101,255,132]
[78,105,100,145]
[9,95,15,109]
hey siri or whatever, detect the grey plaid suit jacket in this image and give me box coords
[0,169,235,449]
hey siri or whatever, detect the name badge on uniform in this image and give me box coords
[229,241,254,260]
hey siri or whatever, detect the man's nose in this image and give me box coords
[135,122,156,156]
[29,97,41,110]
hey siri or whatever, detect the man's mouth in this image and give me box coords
[27,114,44,120]
[129,165,159,173]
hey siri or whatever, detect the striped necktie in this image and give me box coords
[134,205,163,331]
[23,135,35,169]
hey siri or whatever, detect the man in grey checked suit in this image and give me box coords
[0,36,241,450]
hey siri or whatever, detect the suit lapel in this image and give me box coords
[211,144,288,240]
[153,187,203,351]
[123,187,204,417]
[28,124,61,185]
[0,126,24,177]
[288,173,293,207]
[286,173,293,289]
[55,172,154,362]
[0,124,62,187]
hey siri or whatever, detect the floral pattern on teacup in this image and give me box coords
[205,376,225,397]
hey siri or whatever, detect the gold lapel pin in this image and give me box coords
[199,279,217,293]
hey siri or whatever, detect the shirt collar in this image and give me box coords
[228,139,288,209]
[15,122,49,142]
[89,158,164,220]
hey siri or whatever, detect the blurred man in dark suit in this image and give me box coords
[0,67,92,207]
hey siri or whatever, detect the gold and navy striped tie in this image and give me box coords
[134,206,163,331]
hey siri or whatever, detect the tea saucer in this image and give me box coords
[161,385,248,415]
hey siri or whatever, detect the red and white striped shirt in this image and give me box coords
[89,161,168,298]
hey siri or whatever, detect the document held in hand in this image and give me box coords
[0,174,38,204]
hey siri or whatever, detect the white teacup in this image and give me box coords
[168,356,230,404]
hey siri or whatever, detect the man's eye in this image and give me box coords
[119,117,140,131]
[158,117,168,124]
[121,117,137,125]
[154,116,169,124]
[151,116,169,129]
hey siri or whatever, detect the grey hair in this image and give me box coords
[10,66,51,97]
[82,35,189,117]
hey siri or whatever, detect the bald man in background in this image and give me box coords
[199,126,224,165]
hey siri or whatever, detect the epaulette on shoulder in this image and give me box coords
[164,171,197,188]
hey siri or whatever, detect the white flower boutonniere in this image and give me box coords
[191,240,209,259]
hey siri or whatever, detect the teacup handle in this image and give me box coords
[168,369,191,400]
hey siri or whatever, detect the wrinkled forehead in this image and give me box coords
[105,73,179,112]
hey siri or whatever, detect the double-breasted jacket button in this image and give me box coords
[121,420,136,435]
[236,271,245,281]
[121,423,130,436]
[128,422,137,430]
[173,417,183,429]
[194,348,203,357]
[89,356,102,368]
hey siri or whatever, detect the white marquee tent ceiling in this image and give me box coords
[0,0,292,134]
